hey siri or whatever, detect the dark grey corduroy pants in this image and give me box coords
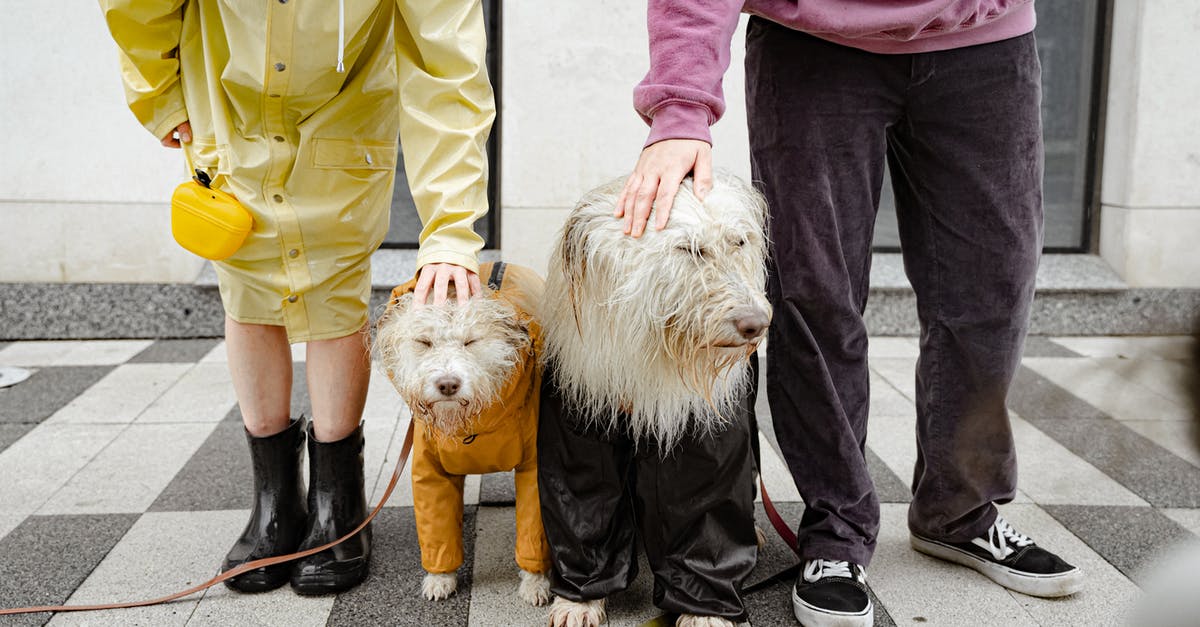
[745,18,1044,566]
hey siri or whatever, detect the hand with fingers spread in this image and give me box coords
[161,121,192,149]
[412,262,483,308]
[615,139,713,237]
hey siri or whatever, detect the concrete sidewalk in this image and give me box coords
[0,336,1197,626]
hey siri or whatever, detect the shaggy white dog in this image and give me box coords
[542,172,771,450]
[542,173,771,627]
[376,266,553,608]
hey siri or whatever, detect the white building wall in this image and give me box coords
[499,4,751,274]
[1,2,1196,287]
[0,3,203,283]
[1099,0,1200,287]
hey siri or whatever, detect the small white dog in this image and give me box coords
[375,261,552,607]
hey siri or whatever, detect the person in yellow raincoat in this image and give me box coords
[388,262,551,582]
[99,0,495,594]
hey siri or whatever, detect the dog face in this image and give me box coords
[542,172,772,447]
[558,172,771,370]
[376,291,531,437]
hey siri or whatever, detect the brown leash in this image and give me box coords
[0,420,416,617]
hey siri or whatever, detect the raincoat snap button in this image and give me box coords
[274,135,285,142]
[287,294,298,303]
[274,62,286,72]
[288,249,299,258]
[273,194,283,203]
[365,153,374,165]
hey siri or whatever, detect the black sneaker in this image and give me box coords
[792,559,873,627]
[911,516,1084,598]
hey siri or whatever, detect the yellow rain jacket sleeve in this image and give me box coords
[389,262,552,575]
[99,0,495,342]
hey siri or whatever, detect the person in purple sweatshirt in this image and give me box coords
[614,1,1085,625]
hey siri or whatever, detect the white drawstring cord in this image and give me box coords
[336,0,345,72]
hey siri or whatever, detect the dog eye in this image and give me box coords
[734,238,746,247]
[463,338,478,347]
[675,244,707,258]
[413,338,432,348]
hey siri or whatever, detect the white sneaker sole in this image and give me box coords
[791,586,873,627]
[910,534,1085,598]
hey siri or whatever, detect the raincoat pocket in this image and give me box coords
[311,139,397,171]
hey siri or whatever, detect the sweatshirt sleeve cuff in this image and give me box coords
[644,101,714,148]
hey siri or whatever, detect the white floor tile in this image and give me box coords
[999,503,1140,626]
[1049,336,1197,360]
[867,338,921,359]
[0,340,153,367]
[0,422,125,517]
[1161,508,1200,535]
[1024,358,1193,422]
[1121,420,1200,467]
[869,357,918,401]
[1010,413,1148,506]
[290,343,307,362]
[757,433,801,503]
[869,371,916,417]
[137,363,237,423]
[363,403,402,502]
[47,363,192,425]
[1092,357,1198,408]
[467,506,551,627]
[46,510,247,627]
[198,341,227,363]
[0,513,23,543]
[38,422,220,515]
[870,504,1037,627]
[188,577,334,626]
[363,368,405,422]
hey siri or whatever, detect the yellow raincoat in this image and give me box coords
[100,0,495,342]
[387,262,551,575]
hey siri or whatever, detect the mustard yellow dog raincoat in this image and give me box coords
[100,0,495,342]
[388,262,551,575]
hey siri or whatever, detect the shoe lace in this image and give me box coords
[803,559,861,583]
[975,516,1034,560]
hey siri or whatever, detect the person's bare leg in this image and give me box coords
[225,316,293,437]
[306,324,371,442]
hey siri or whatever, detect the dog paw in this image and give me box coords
[422,571,458,601]
[547,596,606,627]
[676,615,735,627]
[518,569,551,607]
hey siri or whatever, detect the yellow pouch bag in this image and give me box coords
[170,170,253,260]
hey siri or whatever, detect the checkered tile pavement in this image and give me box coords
[0,336,1197,626]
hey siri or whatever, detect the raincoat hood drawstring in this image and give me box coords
[336,0,345,72]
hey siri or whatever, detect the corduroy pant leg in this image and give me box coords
[635,382,759,621]
[890,33,1044,543]
[745,17,908,566]
[537,368,638,601]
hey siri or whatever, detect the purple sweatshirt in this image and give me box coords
[634,0,1036,146]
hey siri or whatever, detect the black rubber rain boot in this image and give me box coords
[222,416,308,592]
[290,422,372,595]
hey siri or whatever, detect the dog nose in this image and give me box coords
[733,310,769,340]
[436,375,462,397]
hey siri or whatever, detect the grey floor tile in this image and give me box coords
[128,339,222,364]
[327,506,476,627]
[149,419,251,512]
[1013,367,1200,508]
[867,448,911,504]
[0,365,113,424]
[0,513,139,626]
[0,423,34,454]
[1043,504,1196,585]
[1025,416,1200,508]
[1022,336,1084,358]
[478,472,516,506]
